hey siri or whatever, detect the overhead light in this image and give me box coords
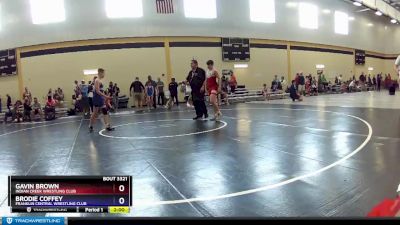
[234,64,248,69]
[335,11,349,35]
[367,23,374,27]
[391,19,397,24]
[316,64,325,69]
[299,3,319,30]
[83,69,98,76]
[322,9,331,14]
[106,0,143,18]
[286,2,298,8]
[375,11,382,16]
[250,0,276,24]
[30,0,66,24]
[368,67,374,71]
[348,16,355,21]
[353,1,362,7]
[184,0,217,19]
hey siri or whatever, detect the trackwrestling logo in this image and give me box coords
[2,217,64,225]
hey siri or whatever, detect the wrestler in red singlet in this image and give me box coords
[207,69,219,96]
[206,60,222,121]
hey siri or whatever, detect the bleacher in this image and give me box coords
[225,85,289,103]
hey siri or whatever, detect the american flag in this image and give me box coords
[156,0,174,14]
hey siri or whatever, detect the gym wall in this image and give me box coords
[0,36,397,104]
[0,76,19,102]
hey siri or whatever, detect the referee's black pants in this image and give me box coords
[193,100,208,118]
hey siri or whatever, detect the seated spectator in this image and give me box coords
[341,82,348,93]
[23,98,32,122]
[53,88,61,102]
[305,77,311,96]
[44,96,57,121]
[14,100,23,123]
[338,74,343,85]
[289,80,303,102]
[32,97,43,120]
[262,84,269,101]
[58,88,65,101]
[311,79,318,96]
[280,76,287,90]
[349,79,356,92]
[221,76,229,105]
[47,88,53,98]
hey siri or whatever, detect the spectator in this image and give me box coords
[47,88,53,98]
[23,98,32,122]
[271,75,280,92]
[81,80,90,116]
[311,78,318,96]
[335,76,339,85]
[294,73,300,88]
[338,74,343,85]
[6,94,11,111]
[147,76,158,109]
[384,74,390,89]
[169,78,179,107]
[377,74,382,91]
[3,106,13,123]
[157,77,165,106]
[368,75,372,86]
[221,76,229,105]
[88,77,96,113]
[107,82,115,98]
[305,76,311,96]
[373,75,377,88]
[45,96,57,121]
[280,76,287,90]
[298,72,306,95]
[23,87,32,104]
[145,79,155,110]
[130,77,145,109]
[289,80,303,102]
[14,100,23,123]
[113,83,120,111]
[359,72,366,85]
[0,95,2,113]
[229,71,238,94]
[183,81,193,107]
[320,73,328,90]
[53,89,60,101]
[32,97,42,120]
[57,88,65,101]
[74,80,80,97]
[262,84,269,101]
[349,79,357,92]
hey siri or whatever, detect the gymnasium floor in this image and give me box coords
[0,91,399,217]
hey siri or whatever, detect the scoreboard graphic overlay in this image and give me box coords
[222,38,250,62]
[0,49,17,76]
[8,176,132,214]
